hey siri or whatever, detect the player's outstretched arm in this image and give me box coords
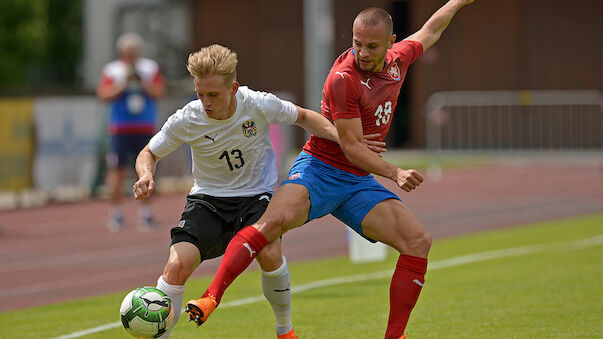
[294,105,339,142]
[335,117,423,192]
[294,106,387,153]
[133,144,161,200]
[404,0,474,51]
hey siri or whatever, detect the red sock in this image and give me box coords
[203,226,268,304]
[384,254,428,339]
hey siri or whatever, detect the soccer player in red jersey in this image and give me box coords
[186,1,475,338]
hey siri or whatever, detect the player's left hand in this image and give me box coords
[394,168,424,192]
[362,133,387,156]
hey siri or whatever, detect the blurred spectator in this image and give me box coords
[96,33,166,231]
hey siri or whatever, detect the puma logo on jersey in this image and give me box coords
[259,195,270,202]
[335,71,346,79]
[360,77,371,89]
[412,279,424,287]
[204,134,217,142]
[243,243,256,257]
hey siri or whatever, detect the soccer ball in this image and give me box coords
[120,286,174,338]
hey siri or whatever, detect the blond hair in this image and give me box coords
[187,44,238,84]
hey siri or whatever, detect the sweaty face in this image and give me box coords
[194,75,239,120]
[352,21,394,72]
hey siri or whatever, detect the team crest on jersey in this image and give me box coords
[241,120,257,138]
[388,63,401,81]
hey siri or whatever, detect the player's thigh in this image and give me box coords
[163,241,201,284]
[255,183,311,241]
[361,198,428,256]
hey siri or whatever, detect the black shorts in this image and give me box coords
[171,193,272,261]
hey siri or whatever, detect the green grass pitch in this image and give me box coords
[2,213,602,338]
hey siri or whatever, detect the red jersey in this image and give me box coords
[303,40,423,176]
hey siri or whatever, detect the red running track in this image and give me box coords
[0,164,601,312]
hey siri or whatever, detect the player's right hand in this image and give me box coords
[133,174,154,200]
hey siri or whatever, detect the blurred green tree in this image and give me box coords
[0,0,82,93]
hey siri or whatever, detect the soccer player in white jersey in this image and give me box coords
[132,44,385,338]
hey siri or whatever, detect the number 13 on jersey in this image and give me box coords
[374,101,392,127]
[219,149,245,171]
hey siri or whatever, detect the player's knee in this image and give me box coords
[408,230,431,256]
[163,257,194,285]
[261,213,291,239]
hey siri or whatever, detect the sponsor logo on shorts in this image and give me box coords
[287,172,300,180]
[241,120,257,138]
[259,195,270,202]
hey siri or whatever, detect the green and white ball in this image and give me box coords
[120,286,174,338]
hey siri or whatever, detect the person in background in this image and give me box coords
[97,32,166,231]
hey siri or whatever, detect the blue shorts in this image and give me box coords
[107,134,152,169]
[281,152,400,242]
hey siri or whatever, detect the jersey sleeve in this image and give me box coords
[327,71,362,120]
[149,108,186,158]
[254,91,299,125]
[392,40,423,68]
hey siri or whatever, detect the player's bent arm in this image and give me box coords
[294,105,339,143]
[404,0,474,51]
[133,144,162,200]
[335,118,398,180]
[336,119,424,191]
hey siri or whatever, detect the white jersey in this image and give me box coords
[150,86,298,197]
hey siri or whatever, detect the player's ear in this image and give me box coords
[231,81,239,95]
[388,34,396,49]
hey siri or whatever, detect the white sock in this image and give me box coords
[261,256,293,335]
[156,275,185,339]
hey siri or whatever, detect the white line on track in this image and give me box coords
[50,234,603,339]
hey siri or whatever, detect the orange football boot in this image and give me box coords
[184,295,217,326]
[276,327,298,339]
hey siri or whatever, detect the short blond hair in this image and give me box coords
[187,44,238,84]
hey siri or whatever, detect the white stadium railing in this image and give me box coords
[425,90,603,154]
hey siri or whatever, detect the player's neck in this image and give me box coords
[210,93,238,120]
